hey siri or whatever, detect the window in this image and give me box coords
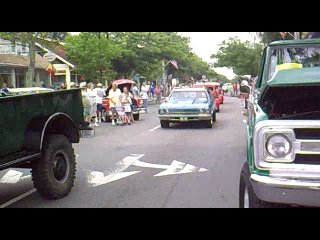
[268,45,320,80]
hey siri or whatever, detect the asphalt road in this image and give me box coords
[0,95,247,208]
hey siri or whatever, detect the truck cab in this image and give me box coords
[239,39,320,208]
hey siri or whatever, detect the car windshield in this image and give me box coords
[268,45,320,80]
[169,91,208,103]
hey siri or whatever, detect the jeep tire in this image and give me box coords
[32,134,76,200]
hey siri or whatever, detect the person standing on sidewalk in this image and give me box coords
[154,85,162,104]
[108,83,122,126]
[95,83,106,123]
[80,82,92,126]
[140,81,149,113]
[87,82,99,127]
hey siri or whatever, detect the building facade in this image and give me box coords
[0,39,50,88]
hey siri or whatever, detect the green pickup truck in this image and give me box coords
[240,39,320,208]
[0,88,92,200]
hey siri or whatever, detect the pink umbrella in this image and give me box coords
[113,79,136,85]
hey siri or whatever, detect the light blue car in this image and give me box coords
[158,88,216,128]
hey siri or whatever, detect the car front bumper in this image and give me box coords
[157,114,212,122]
[250,174,320,207]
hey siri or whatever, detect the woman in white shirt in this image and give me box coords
[140,82,149,113]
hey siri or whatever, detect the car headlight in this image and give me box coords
[266,134,292,159]
[159,109,169,115]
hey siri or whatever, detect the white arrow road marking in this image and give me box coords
[0,170,23,184]
[87,154,144,187]
[154,160,209,177]
[87,154,209,186]
[132,160,169,169]
[88,170,141,187]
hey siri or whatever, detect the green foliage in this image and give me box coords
[65,32,122,81]
[256,32,295,45]
[211,37,263,76]
[64,32,221,83]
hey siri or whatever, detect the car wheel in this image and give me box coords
[160,120,169,128]
[239,162,286,208]
[32,134,76,200]
[212,112,217,123]
[133,114,140,121]
[204,119,213,128]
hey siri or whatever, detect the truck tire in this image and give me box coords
[32,134,76,200]
[239,162,287,208]
[133,114,140,121]
[212,112,217,123]
[160,120,169,128]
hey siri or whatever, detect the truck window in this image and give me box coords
[267,46,320,80]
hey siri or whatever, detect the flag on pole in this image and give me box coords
[169,60,179,69]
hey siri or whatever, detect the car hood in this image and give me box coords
[259,67,320,103]
[159,101,209,110]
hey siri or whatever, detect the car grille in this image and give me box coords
[294,128,320,165]
[169,109,200,114]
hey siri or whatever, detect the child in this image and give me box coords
[122,92,133,125]
[117,106,130,126]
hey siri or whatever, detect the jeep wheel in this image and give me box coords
[160,120,169,128]
[133,113,140,121]
[32,134,76,200]
[239,162,287,208]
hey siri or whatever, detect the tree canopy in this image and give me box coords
[211,37,263,77]
[64,32,221,83]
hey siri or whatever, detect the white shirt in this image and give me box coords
[87,88,97,105]
[108,88,122,107]
[140,86,148,99]
[95,87,106,104]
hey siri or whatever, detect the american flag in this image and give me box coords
[169,60,179,69]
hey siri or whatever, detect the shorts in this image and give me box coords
[91,103,97,116]
[125,112,132,116]
[84,107,90,117]
[97,103,102,112]
[110,107,119,117]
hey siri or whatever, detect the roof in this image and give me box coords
[0,53,49,69]
[35,43,74,69]
[269,39,320,47]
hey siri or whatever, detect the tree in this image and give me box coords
[64,32,121,82]
[256,32,295,45]
[0,32,69,87]
[211,37,263,76]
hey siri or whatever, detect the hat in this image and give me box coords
[79,82,87,88]
[97,83,102,87]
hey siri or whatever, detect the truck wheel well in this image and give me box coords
[43,115,79,147]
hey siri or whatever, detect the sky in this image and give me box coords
[178,32,257,79]
[71,32,257,80]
